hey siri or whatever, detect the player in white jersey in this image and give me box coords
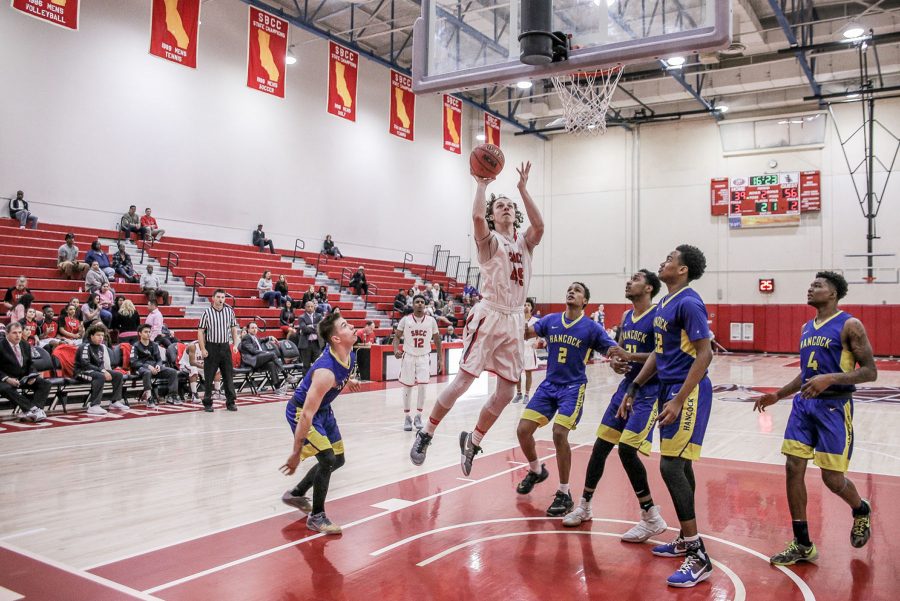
[410,161,545,476]
[513,298,540,404]
[394,294,443,431]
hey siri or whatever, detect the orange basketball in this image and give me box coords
[470,143,505,179]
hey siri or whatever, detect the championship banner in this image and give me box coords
[484,113,501,146]
[389,70,415,141]
[247,6,287,98]
[443,95,462,154]
[149,0,200,68]
[12,0,79,30]
[328,42,359,121]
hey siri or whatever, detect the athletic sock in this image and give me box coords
[792,520,812,546]
[471,427,486,446]
[402,386,412,412]
[582,488,595,503]
[559,483,570,495]
[189,381,198,394]
[683,534,701,553]
[424,417,440,435]
[852,499,870,517]
[529,460,541,473]
[639,498,654,512]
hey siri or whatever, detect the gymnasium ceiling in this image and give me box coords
[254,0,900,133]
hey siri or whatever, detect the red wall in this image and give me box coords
[536,303,900,357]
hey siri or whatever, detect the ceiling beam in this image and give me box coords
[766,0,822,97]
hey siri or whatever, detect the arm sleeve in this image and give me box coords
[681,298,710,342]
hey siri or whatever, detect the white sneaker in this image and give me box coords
[86,404,108,415]
[110,400,130,411]
[403,415,413,431]
[21,407,41,423]
[562,504,593,527]
[35,408,47,422]
[622,505,668,542]
[413,413,423,430]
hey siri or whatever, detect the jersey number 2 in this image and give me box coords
[557,347,568,364]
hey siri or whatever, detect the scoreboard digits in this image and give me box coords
[711,171,820,229]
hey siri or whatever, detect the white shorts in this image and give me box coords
[459,302,524,383]
[400,353,431,386]
[523,345,538,371]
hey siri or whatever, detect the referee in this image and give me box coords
[198,289,241,412]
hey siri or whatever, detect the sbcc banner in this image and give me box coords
[389,70,415,141]
[149,0,200,68]
[12,0,79,30]
[328,42,359,121]
[247,6,287,98]
[484,113,501,147]
[443,95,462,154]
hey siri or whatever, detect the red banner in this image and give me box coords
[328,42,359,121]
[247,6,287,98]
[443,95,462,154]
[12,0,79,30]
[149,0,200,68]
[799,170,821,212]
[484,114,501,147]
[389,70,415,141]
[710,178,729,216]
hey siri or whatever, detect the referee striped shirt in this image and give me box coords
[199,304,238,344]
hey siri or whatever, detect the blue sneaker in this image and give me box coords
[651,535,686,557]
[667,550,713,588]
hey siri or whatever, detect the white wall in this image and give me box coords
[0,0,477,264]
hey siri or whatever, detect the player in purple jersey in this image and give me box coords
[623,245,714,588]
[755,271,876,566]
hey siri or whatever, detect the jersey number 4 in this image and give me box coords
[509,267,524,286]
[807,351,818,371]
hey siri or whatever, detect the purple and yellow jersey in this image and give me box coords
[619,304,659,385]
[653,287,709,384]
[534,312,617,386]
[290,345,356,410]
[799,311,856,397]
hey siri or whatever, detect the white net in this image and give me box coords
[550,67,623,135]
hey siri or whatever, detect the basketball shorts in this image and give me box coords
[523,344,539,371]
[597,378,660,456]
[521,380,587,431]
[658,377,712,461]
[782,395,854,472]
[459,302,524,383]
[285,402,344,459]
[399,353,431,386]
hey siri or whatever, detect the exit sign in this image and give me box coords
[759,278,775,293]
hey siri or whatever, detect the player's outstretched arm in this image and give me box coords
[280,369,335,476]
[517,162,544,250]
[754,373,801,412]
[800,318,877,398]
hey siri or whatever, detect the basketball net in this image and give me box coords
[550,67,623,135]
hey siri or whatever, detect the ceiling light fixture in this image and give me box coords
[843,26,866,40]
[516,80,533,89]
[665,56,686,68]
[476,133,486,141]
[715,104,729,113]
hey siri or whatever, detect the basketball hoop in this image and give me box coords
[550,66,623,135]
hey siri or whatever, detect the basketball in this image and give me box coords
[470,143,505,179]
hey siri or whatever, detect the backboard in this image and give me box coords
[411,0,732,94]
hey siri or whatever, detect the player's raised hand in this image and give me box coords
[471,171,495,186]
[394,349,404,359]
[280,451,302,476]
[516,161,531,189]
[753,392,779,413]
[607,346,630,362]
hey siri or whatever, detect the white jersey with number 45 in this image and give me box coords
[479,230,532,311]
[397,314,439,356]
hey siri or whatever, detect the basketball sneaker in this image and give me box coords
[547,491,574,517]
[666,548,713,588]
[512,393,523,404]
[110,400,129,411]
[523,393,530,404]
[652,535,687,557]
[562,504,593,527]
[281,490,312,515]
[413,413,423,430]
[622,505,668,543]
[403,415,413,431]
[86,404,107,416]
[770,540,818,566]
[307,512,342,535]
[516,464,549,494]
[459,431,482,476]
[410,430,433,466]
[851,500,872,548]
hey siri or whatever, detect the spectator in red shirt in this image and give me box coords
[141,208,166,241]
[19,307,40,346]
[357,321,377,345]
[39,305,62,350]
[58,303,85,343]
[3,276,31,319]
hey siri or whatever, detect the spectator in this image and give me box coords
[120,205,148,241]
[145,299,166,344]
[111,295,126,318]
[131,324,180,406]
[75,323,126,415]
[197,289,241,412]
[349,266,368,296]
[3,276,31,320]
[257,270,282,307]
[39,305,63,350]
[301,285,317,308]
[240,321,285,391]
[322,234,342,258]
[253,224,275,254]
[58,303,84,342]
[8,190,38,229]
[297,300,323,370]
[19,307,40,346]
[140,264,170,305]
[442,299,459,327]
[393,288,409,315]
[85,241,115,279]
[178,340,210,403]
[140,208,165,241]
[85,261,111,294]
[591,304,606,326]
[97,282,116,314]
[111,242,139,283]
[442,326,459,342]
[275,275,292,305]
[82,292,111,328]
[57,233,88,280]
[357,321,377,345]
[316,285,332,314]
[280,299,298,342]
[0,322,50,422]
[379,324,398,345]
[111,299,140,344]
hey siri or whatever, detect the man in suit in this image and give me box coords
[240,321,286,391]
[297,301,324,370]
[0,322,50,422]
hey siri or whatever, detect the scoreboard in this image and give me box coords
[710,171,821,229]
